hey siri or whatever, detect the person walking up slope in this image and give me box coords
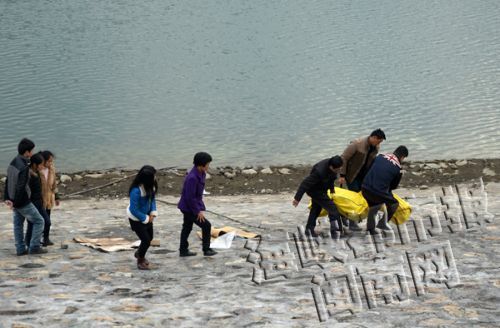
[178,152,217,257]
[127,165,158,270]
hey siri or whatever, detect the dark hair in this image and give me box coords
[18,138,35,155]
[328,155,343,169]
[29,152,44,168]
[370,129,386,140]
[393,145,409,159]
[193,152,212,167]
[129,165,158,197]
[41,150,55,161]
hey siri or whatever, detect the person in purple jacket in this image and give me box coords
[178,152,217,257]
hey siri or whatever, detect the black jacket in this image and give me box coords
[29,171,43,209]
[4,155,31,208]
[294,158,337,202]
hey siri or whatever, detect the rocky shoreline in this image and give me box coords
[0,182,499,327]
[1,158,499,199]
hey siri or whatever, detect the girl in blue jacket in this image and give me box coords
[127,165,158,270]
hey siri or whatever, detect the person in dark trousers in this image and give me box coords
[338,129,386,231]
[178,152,217,257]
[127,165,158,270]
[40,150,59,246]
[361,146,408,235]
[25,153,51,249]
[4,138,46,255]
[293,155,344,239]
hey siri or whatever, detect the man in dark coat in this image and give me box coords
[293,156,343,238]
[361,146,408,235]
[4,138,46,255]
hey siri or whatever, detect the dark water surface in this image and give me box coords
[1,0,499,171]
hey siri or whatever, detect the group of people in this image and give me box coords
[293,129,409,238]
[3,138,217,270]
[126,152,217,270]
[4,132,407,271]
[4,138,58,255]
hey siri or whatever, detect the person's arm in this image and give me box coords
[390,172,403,191]
[15,168,30,206]
[51,167,60,205]
[184,176,201,215]
[3,177,8,201]
[149,195,158,219]
[129,188,149,223]
[330,174,337,194]
[340,141,357,180]
[293,172,320,203]
[3,178,13,209]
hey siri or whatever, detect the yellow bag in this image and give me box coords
[308,189,411,225]
[311,187,368,222]
[390,193,412,225]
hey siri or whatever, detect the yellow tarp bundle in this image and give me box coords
[390,193,412,225]
[310,187,411,225]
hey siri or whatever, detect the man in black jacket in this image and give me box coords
[4,138,46,255]
[361,146,408,235]
[293,156,343,238]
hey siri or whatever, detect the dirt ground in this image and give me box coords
[2,158,498,200]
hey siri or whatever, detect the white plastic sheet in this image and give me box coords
[210,231,236,249]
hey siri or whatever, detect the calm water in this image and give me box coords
[1,0,499,172]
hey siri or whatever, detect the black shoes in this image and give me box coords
[376,221,392,231]
[17,250,28,256]
[179,250,197,257]
[29,248,48,255]
[203,248,218,256]
[180,249,217,256]
[42,239,54,246]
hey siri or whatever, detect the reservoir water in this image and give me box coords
[1,0,499,171]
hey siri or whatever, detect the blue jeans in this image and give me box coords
[13,203,45,254]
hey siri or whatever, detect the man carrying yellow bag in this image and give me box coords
[361,146,409,235]
[293,156,344,239]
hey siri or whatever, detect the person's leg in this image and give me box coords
[17,203,45,253]
[12,209,27,255]
[366,204,382,232]
[40,207,52,245]
[346,177,363,230]
[138,225,152,259]
[376,197,399,230]
[129,219,151,269]
[129,220,151,258]
[362,189,385,234]
[193,217,213,253]
[305,201,322,236]
[312,194,343,238]
[179,212,195,254]
[147,223,154,243]
[25,221,33,249]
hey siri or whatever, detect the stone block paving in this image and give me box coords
[0,180,499,327]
